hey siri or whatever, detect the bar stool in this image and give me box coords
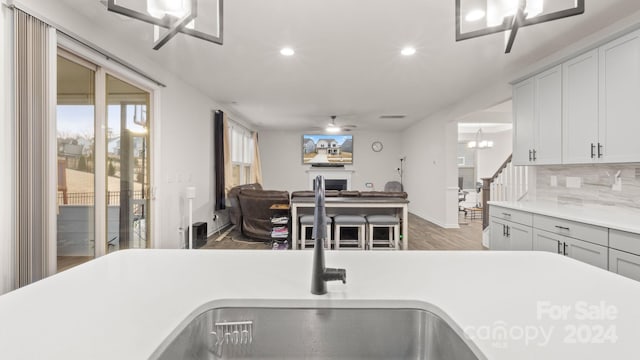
[333,215,367,250]
[299,215,332,249]
[366,215,400,250]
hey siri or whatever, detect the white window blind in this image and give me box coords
[228,122,254,187]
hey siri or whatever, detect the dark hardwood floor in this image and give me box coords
[202,212,485,250]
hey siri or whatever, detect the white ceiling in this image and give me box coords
[458,123,512,135]
[59,0,640,131]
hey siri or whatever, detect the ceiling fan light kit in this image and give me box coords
[320,115,356,133]
[455,0,585,53]
[106,0,223,50]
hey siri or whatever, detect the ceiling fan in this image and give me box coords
[311,115,357,133]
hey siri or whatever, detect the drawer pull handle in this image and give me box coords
[563,242,568,255]
[502,213,512,217]
[555,225,570,231]
[557,241,562,254]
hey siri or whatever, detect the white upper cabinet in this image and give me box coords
[598,29,640,163]
[512,66,562,166]
[563,49,599,164]
[513,29,640,165]
[534,66,563,165]
[513,78,536,165]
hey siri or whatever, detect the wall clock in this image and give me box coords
[371,141,383,152]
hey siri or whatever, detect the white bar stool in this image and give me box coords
[333,215,366,250]
[300,215,332,249]
[366,215,400,250]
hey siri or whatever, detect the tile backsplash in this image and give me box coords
[535,164,640,210]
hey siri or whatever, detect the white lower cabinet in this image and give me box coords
[564,236,608,270]
[608,229,640,281]
[609,249,640,281]
[533,228,608,269]
[490,218,533,251]
[533,229,562,254]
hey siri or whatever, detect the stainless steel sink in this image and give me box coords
[151,306,482,360]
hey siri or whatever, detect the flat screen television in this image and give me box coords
[302,134,353,165]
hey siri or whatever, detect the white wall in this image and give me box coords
[260,130,402,192]
[475,130,513,180]
[401,81,512,228]
[6,0,248,249]
[0,4,15,295]
[400,115,449,227]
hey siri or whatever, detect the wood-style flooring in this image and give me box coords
[57,256,93,273]
[202,213,485,251]
[55,213,483,273]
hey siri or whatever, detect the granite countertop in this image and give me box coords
[488,200,640,234]
[0,250,639,359]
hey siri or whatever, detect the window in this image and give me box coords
[229,123,254,187]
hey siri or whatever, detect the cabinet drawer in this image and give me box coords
[533,214,608,247]
[490,206,532,227]
[533,229,608,269]
[609,249,640,282]
[609,229,640,255]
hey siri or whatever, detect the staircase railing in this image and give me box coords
[481,154,528,229]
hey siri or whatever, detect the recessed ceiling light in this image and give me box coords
[465,9,486,22]
[401,47,416,56]
[280,47,295,56]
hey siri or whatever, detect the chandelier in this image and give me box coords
[456,0,585,53]
[467,129,494,149]
[107,0,223,50]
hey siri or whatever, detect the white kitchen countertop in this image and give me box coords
[1,250,639,359]
[489,200,640,234]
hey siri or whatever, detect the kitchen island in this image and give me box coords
[0,250,639,359]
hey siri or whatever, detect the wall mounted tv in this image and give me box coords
[302,134,353,166]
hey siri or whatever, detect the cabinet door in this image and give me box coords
[563,49,599,164]
[513,79,536,165]
[490,219,508,250]
[599,29,640,163]
[508,222,533,250]
[533,229,562,254]
[535,66,562,164]
[564,237,608,270]
[609,249,640,282]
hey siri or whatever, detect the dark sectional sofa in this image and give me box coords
[228,184,407,241]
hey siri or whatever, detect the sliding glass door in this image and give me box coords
[106,75,151,251]
[56,54,96,271]
[56,50,152,272]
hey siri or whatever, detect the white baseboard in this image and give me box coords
[482,227,490,248]
[415,213,458,229]
[207,221,231,239]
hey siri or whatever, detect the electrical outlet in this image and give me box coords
[612,179,622,192]
[550,176,558,187]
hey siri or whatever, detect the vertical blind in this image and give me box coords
[14,10,54,287]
